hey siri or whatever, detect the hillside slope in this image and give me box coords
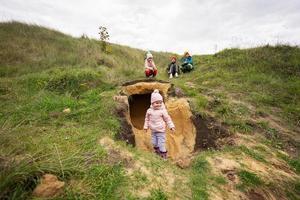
[0,22,299,200]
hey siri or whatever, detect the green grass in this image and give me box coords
[87,164,125,199]
[1,21,300,199]
[285,180,300,200]
[212,176,227,185]
[0,63,124,199]
[288,159,300,174]
[129,170,149,191]
[252,145,269,154]
[146,189,168,200]
[224,119,254,133]
[256,121,287,149]
[239,145,267,163]
[237,170,263,191]
[0,149,85,198]
[277,152,300,174]
[192,46,300,126]
[190,155,210,200]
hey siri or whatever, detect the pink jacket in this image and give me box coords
[144,59,156,70]
[143,106,175,133]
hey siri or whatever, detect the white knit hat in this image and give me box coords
[151,89,163,103]
[146,52,153,59]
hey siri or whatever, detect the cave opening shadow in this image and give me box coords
[128,93,151,130]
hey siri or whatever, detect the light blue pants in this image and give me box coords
[152,132,166,152]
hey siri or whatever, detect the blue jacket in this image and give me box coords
[182,56,193,65]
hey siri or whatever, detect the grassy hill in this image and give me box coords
[0,21,299,199]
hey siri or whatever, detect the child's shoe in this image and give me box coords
[169,74,173,79]
[160,151,168,160]
[175,72,178,77]
[153,147,160,156]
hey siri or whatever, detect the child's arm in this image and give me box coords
[188,57,193,65]
[143,109,150,132]
[144,60,150,69]
[167,63,171,72]
[152,61,157,70]
[162,110,175,132]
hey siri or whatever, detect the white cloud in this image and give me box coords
[1,0,300,54]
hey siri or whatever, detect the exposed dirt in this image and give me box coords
[99,137,134,168]
[114,101,135,146]
[246,189,266,200]
[245,188,286,200]
[254,115,300,157]
[231,96,300,158]
[242,156,296,180]
[209,156,240,175]
[207,151,299,200]
[204,88,300,158]
[104,148,134,168]
[192,113,231,150]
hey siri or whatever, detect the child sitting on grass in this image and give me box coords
[167,56,179,78]
[180,51,194,73]
[144,51,157,77]
[143,89,175,159]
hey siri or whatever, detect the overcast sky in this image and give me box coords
[1,0,300,54]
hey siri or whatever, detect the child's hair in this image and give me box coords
[184,51,190,56]
[151,89,163,103]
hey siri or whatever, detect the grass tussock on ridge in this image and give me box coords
[0,21,172,82]
[215,45,300,76]
[189,45,300,126]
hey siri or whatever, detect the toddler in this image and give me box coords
[143,89,175,159]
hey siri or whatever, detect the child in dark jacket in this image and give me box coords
[167,56,179,78]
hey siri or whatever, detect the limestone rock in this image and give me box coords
[174,87,185,97]
[122,81,171,98]
[176,158,191,169]
[113,95,128,105]
[32,174,65,198]
[63,108,71,113]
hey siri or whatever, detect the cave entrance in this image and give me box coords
[119,80,197,160]
[115,80,231,162]
[128,93,151,130]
